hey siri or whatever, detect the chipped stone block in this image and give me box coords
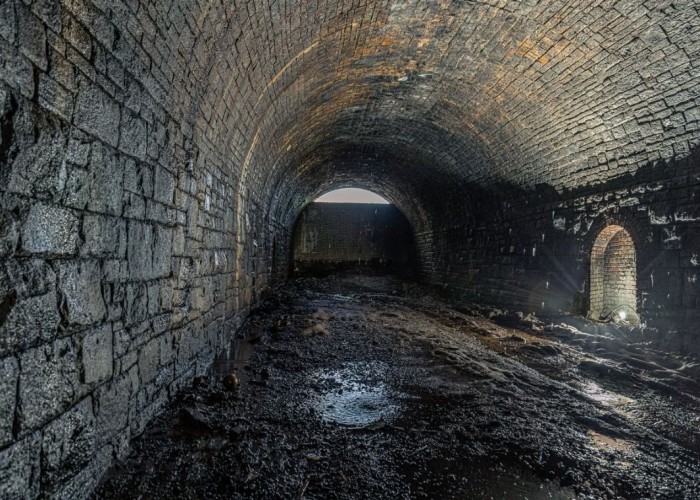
[75,80,120,147]
[154,165,175,205]
[152,225,172,278]
[38,73,73,122]
[21,203,79,256]
[94,374,131,445]
[18,338,80,433]
[0,432,41,499]
[41,397,95,491]
[127,222,154,280]
[16,1,46,70]
[125,282,148,326]
[138,337,160,385]
[0,289,60,357]
[4,258,56,298]
[46,462,100,500]
[81,214,127,258]
[81,325,113,385]
[0,356,18,446]
[0,258,60,356]
[65,134,91,167]
[5,120,67,200]
[0,208,19,258]
[119,108,148,160]
[63,166,90,210]
[87,143,123,216]
[0,0,16,44]
[56,260,106,326]
[0,45,35,99]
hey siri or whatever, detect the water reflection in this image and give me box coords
[309,361,400,426]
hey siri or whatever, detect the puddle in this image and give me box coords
[308,361,400,426]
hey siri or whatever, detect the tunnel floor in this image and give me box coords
[95,275,700,499]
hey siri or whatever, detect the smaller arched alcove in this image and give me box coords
[291,188,418,277]
[588,225,638,323]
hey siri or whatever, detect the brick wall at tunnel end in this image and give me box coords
[416,152,700,352]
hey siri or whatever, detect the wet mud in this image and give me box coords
[95,275,700,499]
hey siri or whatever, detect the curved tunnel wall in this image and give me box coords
[0,0,699,497]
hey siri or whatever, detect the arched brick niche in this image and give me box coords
[589,225,637,322]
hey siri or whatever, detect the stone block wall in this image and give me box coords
[0,2,285,497]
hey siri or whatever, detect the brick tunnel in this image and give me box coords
[1,1,700,498]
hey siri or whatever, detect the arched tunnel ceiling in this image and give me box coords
[169,0,700,225]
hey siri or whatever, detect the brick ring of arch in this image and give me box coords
[588,225,638,324]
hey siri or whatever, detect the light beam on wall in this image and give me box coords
[315,188,389,204]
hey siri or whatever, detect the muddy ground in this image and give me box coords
[95,274,700,499]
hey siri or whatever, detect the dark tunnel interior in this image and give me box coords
[1,1,700,498]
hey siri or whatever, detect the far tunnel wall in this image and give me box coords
[291,203,418,275]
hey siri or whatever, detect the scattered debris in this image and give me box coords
[222,373,239,391]
[95,274,700,500]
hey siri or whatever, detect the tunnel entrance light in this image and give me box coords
[315,188,389,204]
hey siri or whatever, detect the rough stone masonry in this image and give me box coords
[0,0,699,498]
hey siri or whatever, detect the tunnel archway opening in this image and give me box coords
[290,188,419,278]
[588,225,639,324]
[315,188,390,204]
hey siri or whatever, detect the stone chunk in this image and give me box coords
[0,0,16,44]
[0,432,41,499]
[152,225,173,278]
[56,260,106,326]
[125,282,148,326]
[82,325,113,385]
[0,45,35,99]
[21,203,79,256]
[18,338,79,433]
[0,356,18,446]
[41,397,95,490]
[0,259,60,356]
